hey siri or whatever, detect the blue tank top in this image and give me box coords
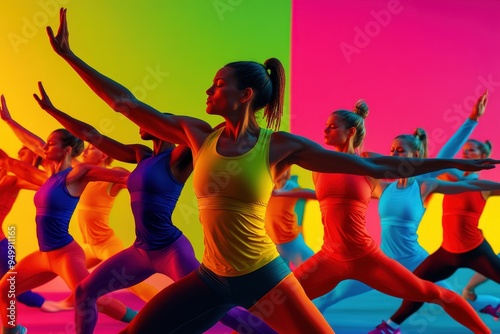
[127,149,183,250]
[34,168,79,251]
[378,180,426,259]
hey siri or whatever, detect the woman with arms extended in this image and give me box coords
[46,8,495,333]
[288,100,498,334]
[34,82,277,334]
[0,143,66,313]
[0,129,135,334]
[315,93,500,320]
[0,95,158,309]
[370,138,500,334]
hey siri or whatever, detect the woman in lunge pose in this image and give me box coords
[0,94,158,308]
[0,128,134,334]
[46,8,495,333]
[315,93,500,322]
[291,100,495,334]
[370,138,500,334]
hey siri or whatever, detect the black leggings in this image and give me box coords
[392,240,500,324]
[121,257,290,334]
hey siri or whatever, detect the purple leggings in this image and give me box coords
[76,234,276,334]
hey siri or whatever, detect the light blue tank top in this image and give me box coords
[378,180,426,259]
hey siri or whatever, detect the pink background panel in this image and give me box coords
[291,0,500,244]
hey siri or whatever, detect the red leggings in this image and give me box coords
[294,248,490,334]
[0,241,127,328]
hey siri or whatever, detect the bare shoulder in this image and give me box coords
[179,116,218,153]
[127,144,153,162]
[270,131,311,149]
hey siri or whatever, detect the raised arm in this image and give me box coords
[430,92,488,179]
[436,91,487,159]
[47,8,212,152]
[0,149,48,186]
[0,95,46,157]
[271,132,498,180]
[34,82,148,163]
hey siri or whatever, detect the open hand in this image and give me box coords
[462,288,477,301]
[47,8,72,56]
[457,158,499,172]
[470,91,488,121]
[33,82,57,111]
[0,95,13,122]
[0,148,9,161]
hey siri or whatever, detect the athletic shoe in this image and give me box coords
[480,304,500,321]
[2,325,28,334]
[368,321,401,334]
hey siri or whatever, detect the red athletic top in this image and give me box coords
[314,172,377,260]
[441,191,486,253]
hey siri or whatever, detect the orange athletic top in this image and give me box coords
[0,176,21,240]
[77,181,117,245]
[441,191,486,253]
[265,193,301,245]
[314,172,377,261]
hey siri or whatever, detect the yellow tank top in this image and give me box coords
[77,181,117,245]
[193,127,279,276]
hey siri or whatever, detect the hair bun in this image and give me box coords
[353,99,369,119]
[413,128,427,141]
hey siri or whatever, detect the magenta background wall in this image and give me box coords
[291,0,500,245]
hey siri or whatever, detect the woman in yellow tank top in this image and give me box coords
[46,8,497,333]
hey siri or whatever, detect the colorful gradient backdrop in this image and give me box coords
[0,0,499,292]
[292,0,500,253]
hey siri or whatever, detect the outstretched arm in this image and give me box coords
[0,149,48,186]
[271,132,498,180]
[47,8,212,151]
[420,178,500,200]
[65,163,129,197]
[15,178,40,191]
[0,95,46,157]
[69,164,129,184]
[34,82,148,164]
[272,188,316,199]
